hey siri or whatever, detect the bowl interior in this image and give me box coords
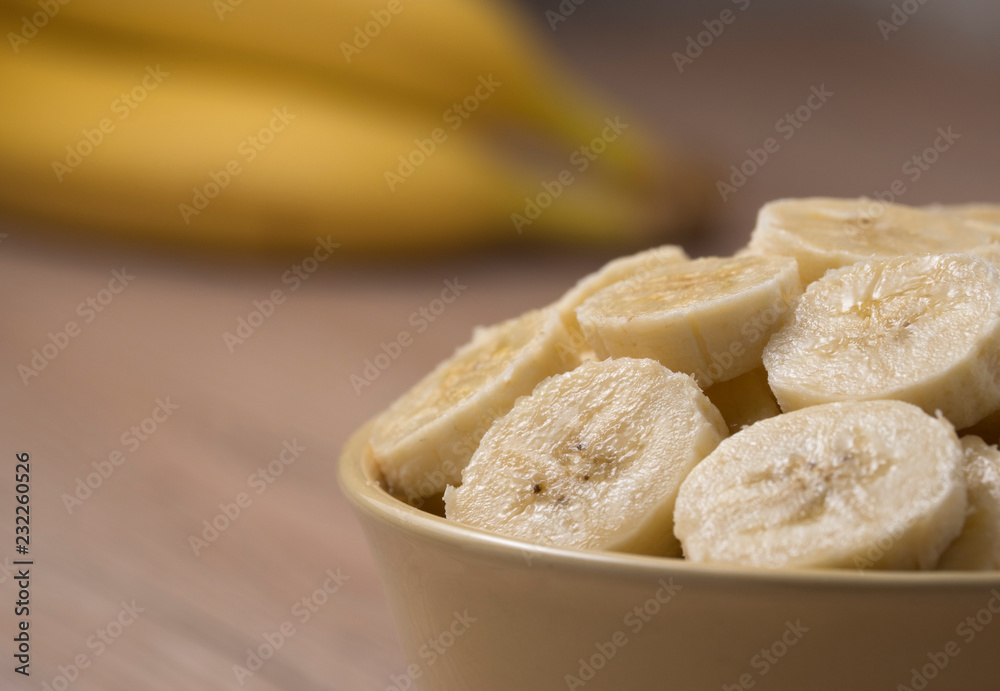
[338,419,1000,587]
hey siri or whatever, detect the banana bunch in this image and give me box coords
[366,197,1000,570]
[0,1,707,253]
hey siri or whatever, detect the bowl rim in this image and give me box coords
[339,420,1000,590]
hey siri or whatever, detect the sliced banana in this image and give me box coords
[549,245,688,364]
[749,197,996,284]
[369,307,577,503]
[937,436,1000,571]
[444,358,727,555]
[554,244,689,334]
[962,246,1000,441]
[926,204,1000,236]
[575,254,801,388]
[674,400,967,569]
[968,243,1000,266]
[703,366,781,434]
[763,253,1000,429]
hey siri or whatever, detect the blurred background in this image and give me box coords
[1,1,998,689]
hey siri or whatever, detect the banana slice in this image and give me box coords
[444,358,727,555]
[554,244,689,334]
[703,367,781,434]
[968,243,1000,266]
[961,244,1000,436]
[575,254,801,388]
[956,247,1000,442]
[937,436,1000,570]
[927,204,1000,235]
[749,198,996,284]
[369,308,577,503]
[763,253,1000,429]
[549,245,688,365]
[674,400,967,569]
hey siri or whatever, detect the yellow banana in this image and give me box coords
[2,0,663,193]
[0,21,670,253]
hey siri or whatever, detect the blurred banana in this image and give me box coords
[0,3,708,253]
[5,0,645,178]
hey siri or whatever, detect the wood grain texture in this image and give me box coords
[0,240,600,690]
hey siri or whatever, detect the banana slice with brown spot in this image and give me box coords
[445,358,726,555]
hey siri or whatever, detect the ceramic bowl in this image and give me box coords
[339,422,1000,691]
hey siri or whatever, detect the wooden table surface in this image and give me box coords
[2,6,999,690]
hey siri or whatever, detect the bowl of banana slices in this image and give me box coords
[340,198,1000,691]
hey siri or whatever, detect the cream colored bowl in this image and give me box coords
[340,423,1000,691]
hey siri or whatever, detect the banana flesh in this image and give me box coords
[576,254,801,387]
[369,308,577,504]
[749,197,996,284]
[937,436,1000,570]
[445,358,726,555]
[674,400,967,569]
[926,204,1000,235]
[764,253,1000,429]
[553,244,689,337]
[362,196,1000,571]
